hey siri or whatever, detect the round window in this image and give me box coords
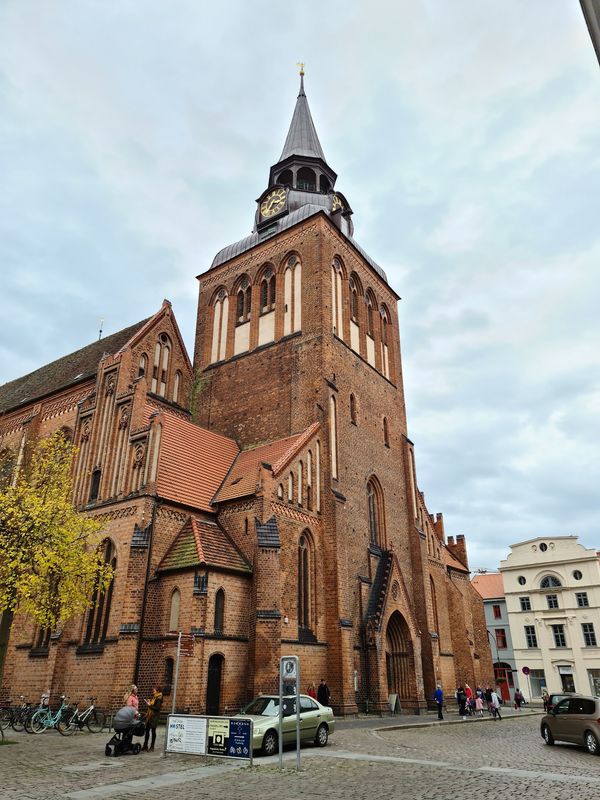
[518,576,526,585]
[539,543,548,552]
[573,570,583,581]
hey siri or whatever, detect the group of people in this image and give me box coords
[307,679,331,707]
[113,684,163,752]
[433,683,506,721]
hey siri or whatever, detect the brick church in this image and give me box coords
[0,74,492,715]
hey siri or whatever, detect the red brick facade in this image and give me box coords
[0,87,492,716]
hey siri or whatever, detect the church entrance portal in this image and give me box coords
[206,654,224,715]
[385,611,413,704]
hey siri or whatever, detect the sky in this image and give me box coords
[1,1,599,571]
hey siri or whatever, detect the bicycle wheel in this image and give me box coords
[57,710,76,736]
[29,710,48,734]
[0,708,12,730]
[12,710,28,733]
[86,709,105,733]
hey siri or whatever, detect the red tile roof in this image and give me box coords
[215,422,319,503]
[444,547,469,572]
[472,573,505,599]
[155,410,239,511]
[158,518,250,574]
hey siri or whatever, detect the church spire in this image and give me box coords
[277,67,326,163]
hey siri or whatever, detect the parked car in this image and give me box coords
[235,694,335,756]
[541,695,600,755]
[546,692,575,712]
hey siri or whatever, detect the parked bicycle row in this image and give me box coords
[0,694,106,735]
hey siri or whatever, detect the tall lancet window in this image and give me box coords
[331,259,344,339]
[329,395,338,479]
[283,255,302,336]
[211,289,229,363]
[380,305,391,379]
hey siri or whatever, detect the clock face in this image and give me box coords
[332,194,344,212]
[260,188,286,218]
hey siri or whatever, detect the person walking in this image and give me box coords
[542,688,550,712]
[475,694,484,717]
[123,684,139,711]
[484,685,494,715]
[456,686,467,719]
[317,679,331,707]
[142,685,163,752]
[513,688,524,711]
[433,684,444,720]
[307,683,317,700]
[490,688,502,720]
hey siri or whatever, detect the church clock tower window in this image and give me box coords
[331,259,344,340]
[283,255,301,336]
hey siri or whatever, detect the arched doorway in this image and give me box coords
[385,611,413,703]
[206,654,224,715]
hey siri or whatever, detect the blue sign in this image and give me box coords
[227,718,252,759]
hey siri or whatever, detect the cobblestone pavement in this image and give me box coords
[2,709,600,800]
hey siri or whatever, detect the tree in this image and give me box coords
[0,431,113,685]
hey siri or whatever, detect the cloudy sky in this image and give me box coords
[1,1,598,570]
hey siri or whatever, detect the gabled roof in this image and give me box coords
[157,517,251,574]
[444,546,469,573]
[154,410,239,511]
[277,74,326,163]
[472,573,505,600]
[214,422,319,503]
[0,318,150,414]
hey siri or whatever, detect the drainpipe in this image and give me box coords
[134,496,160,684]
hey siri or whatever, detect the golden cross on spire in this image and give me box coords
[297,62,305,77]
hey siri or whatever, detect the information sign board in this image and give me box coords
[166,715,207,755]
[226,718,252,758]
[207,718,230,756]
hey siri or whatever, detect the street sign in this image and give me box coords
[281,656,298,681]
[279,655,300,772]
[522,666,530,675]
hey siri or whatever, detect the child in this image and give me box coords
[475,695,484,716]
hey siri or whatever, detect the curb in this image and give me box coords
[372,710,545,732]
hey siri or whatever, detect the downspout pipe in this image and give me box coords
[134,496,160,685]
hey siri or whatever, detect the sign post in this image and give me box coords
[171,632,182,715]
[279,655,300,772]
[522,665,532,704]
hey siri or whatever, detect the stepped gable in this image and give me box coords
[0,318,150,414]
[157,517,251,574]
[154,409,239,511]
[214,422,319,503]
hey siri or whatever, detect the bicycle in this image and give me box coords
[27,696,70,734]
[1,697,32,733]
[58,697,105,735]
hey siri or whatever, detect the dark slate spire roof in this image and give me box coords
[277,73,326,163]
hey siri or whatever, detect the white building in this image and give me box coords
[500,536,600,699]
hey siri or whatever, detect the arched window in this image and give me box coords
[366,292,375,336]
[319,174,331,193]
[288,472,294,502]
[380,306,391,379]
[331,259,344,339]
[297,166,316,191]
[383,417,390,447]
[297,461,303,506]
[298,532,314,630]
[138,353,148,378]
[349,276,359,322]
[277,169,293,187]
[430,577,440,633]
[329,395,338,479]
[260,268,276,313]
[315,440,321,513]
[34,625,51,649]
[350,394,357,425]
[163,657,174,695]
[540,575,562,589]
[367,478,385,548]
[277,483,284,500]
[151,333,171,396]
[210,289,229,363]
[84,539,116,644]
[169,589,181,632]
[172,370,182,404]
[236,278,252,324]
[89,468,101,503]
[214,588,225,635]
[283,255,302,335]
[365,290,376,368]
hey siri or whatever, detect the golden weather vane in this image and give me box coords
[297,62,305,76]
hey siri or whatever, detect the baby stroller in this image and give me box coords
[105,717,145,757]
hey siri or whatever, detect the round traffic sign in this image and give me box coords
[522,666,530,675]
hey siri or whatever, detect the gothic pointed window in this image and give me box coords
[306,450,313,510]
[173,370,181,404]
[260,268,276,314]
[138,353,147,378]
[283,255,301,335]
[211,289,229,363]
[329,395,338,479]
[214,588,225,635]
[380,305,391,379]
[350,393,357,425]
[349,277,359,322]
[236,277,251,324]
[151,333,172,396]
[298,532,314,630]
[297,461,303,506]
[383,417,390,447]
[367,478,385,548]
[288,472,294,502]
[83,539,116,645]
[430,576,440,634]
[89,468,101,503]
[331,259,344,339]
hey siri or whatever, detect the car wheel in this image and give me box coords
[315,723,328,747]
[261,730,278,757]
[584,730,599,755]
[542,724,554,746]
